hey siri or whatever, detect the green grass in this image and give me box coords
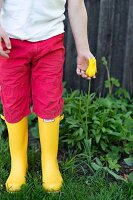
[0,138,133,200]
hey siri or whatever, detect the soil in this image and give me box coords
[118,160,133,179]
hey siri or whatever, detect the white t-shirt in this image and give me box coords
[1,0,66,42]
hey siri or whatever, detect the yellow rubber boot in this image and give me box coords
[38,115,63,192]
[5,117,28,192]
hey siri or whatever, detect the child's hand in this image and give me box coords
[76,51,96,80]
[0,25,11,58]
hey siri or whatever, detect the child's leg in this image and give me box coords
[31,34,65,191]
[0,39,32,192]
[38,115,63,192]
[5,117,28,192]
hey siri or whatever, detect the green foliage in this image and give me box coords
[28,112,39,139]
[60,86,133,156]
[0,118,6,135]
[124,157,133,167]
[0,104,6,135]
[128,173,133,183]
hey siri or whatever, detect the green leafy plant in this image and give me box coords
[59,58,133,180]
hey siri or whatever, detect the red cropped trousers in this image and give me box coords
[0,34,65,123]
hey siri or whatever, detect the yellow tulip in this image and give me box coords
[86,58,97,77]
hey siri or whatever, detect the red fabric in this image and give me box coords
[0,34,65,123]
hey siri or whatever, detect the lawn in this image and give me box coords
[0,138,133,200]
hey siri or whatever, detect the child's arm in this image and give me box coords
[68,0,95,79]
[0,0,11,58]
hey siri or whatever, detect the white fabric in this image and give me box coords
[1,0,66,41]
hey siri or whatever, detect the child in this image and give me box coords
[0,0,95,192]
